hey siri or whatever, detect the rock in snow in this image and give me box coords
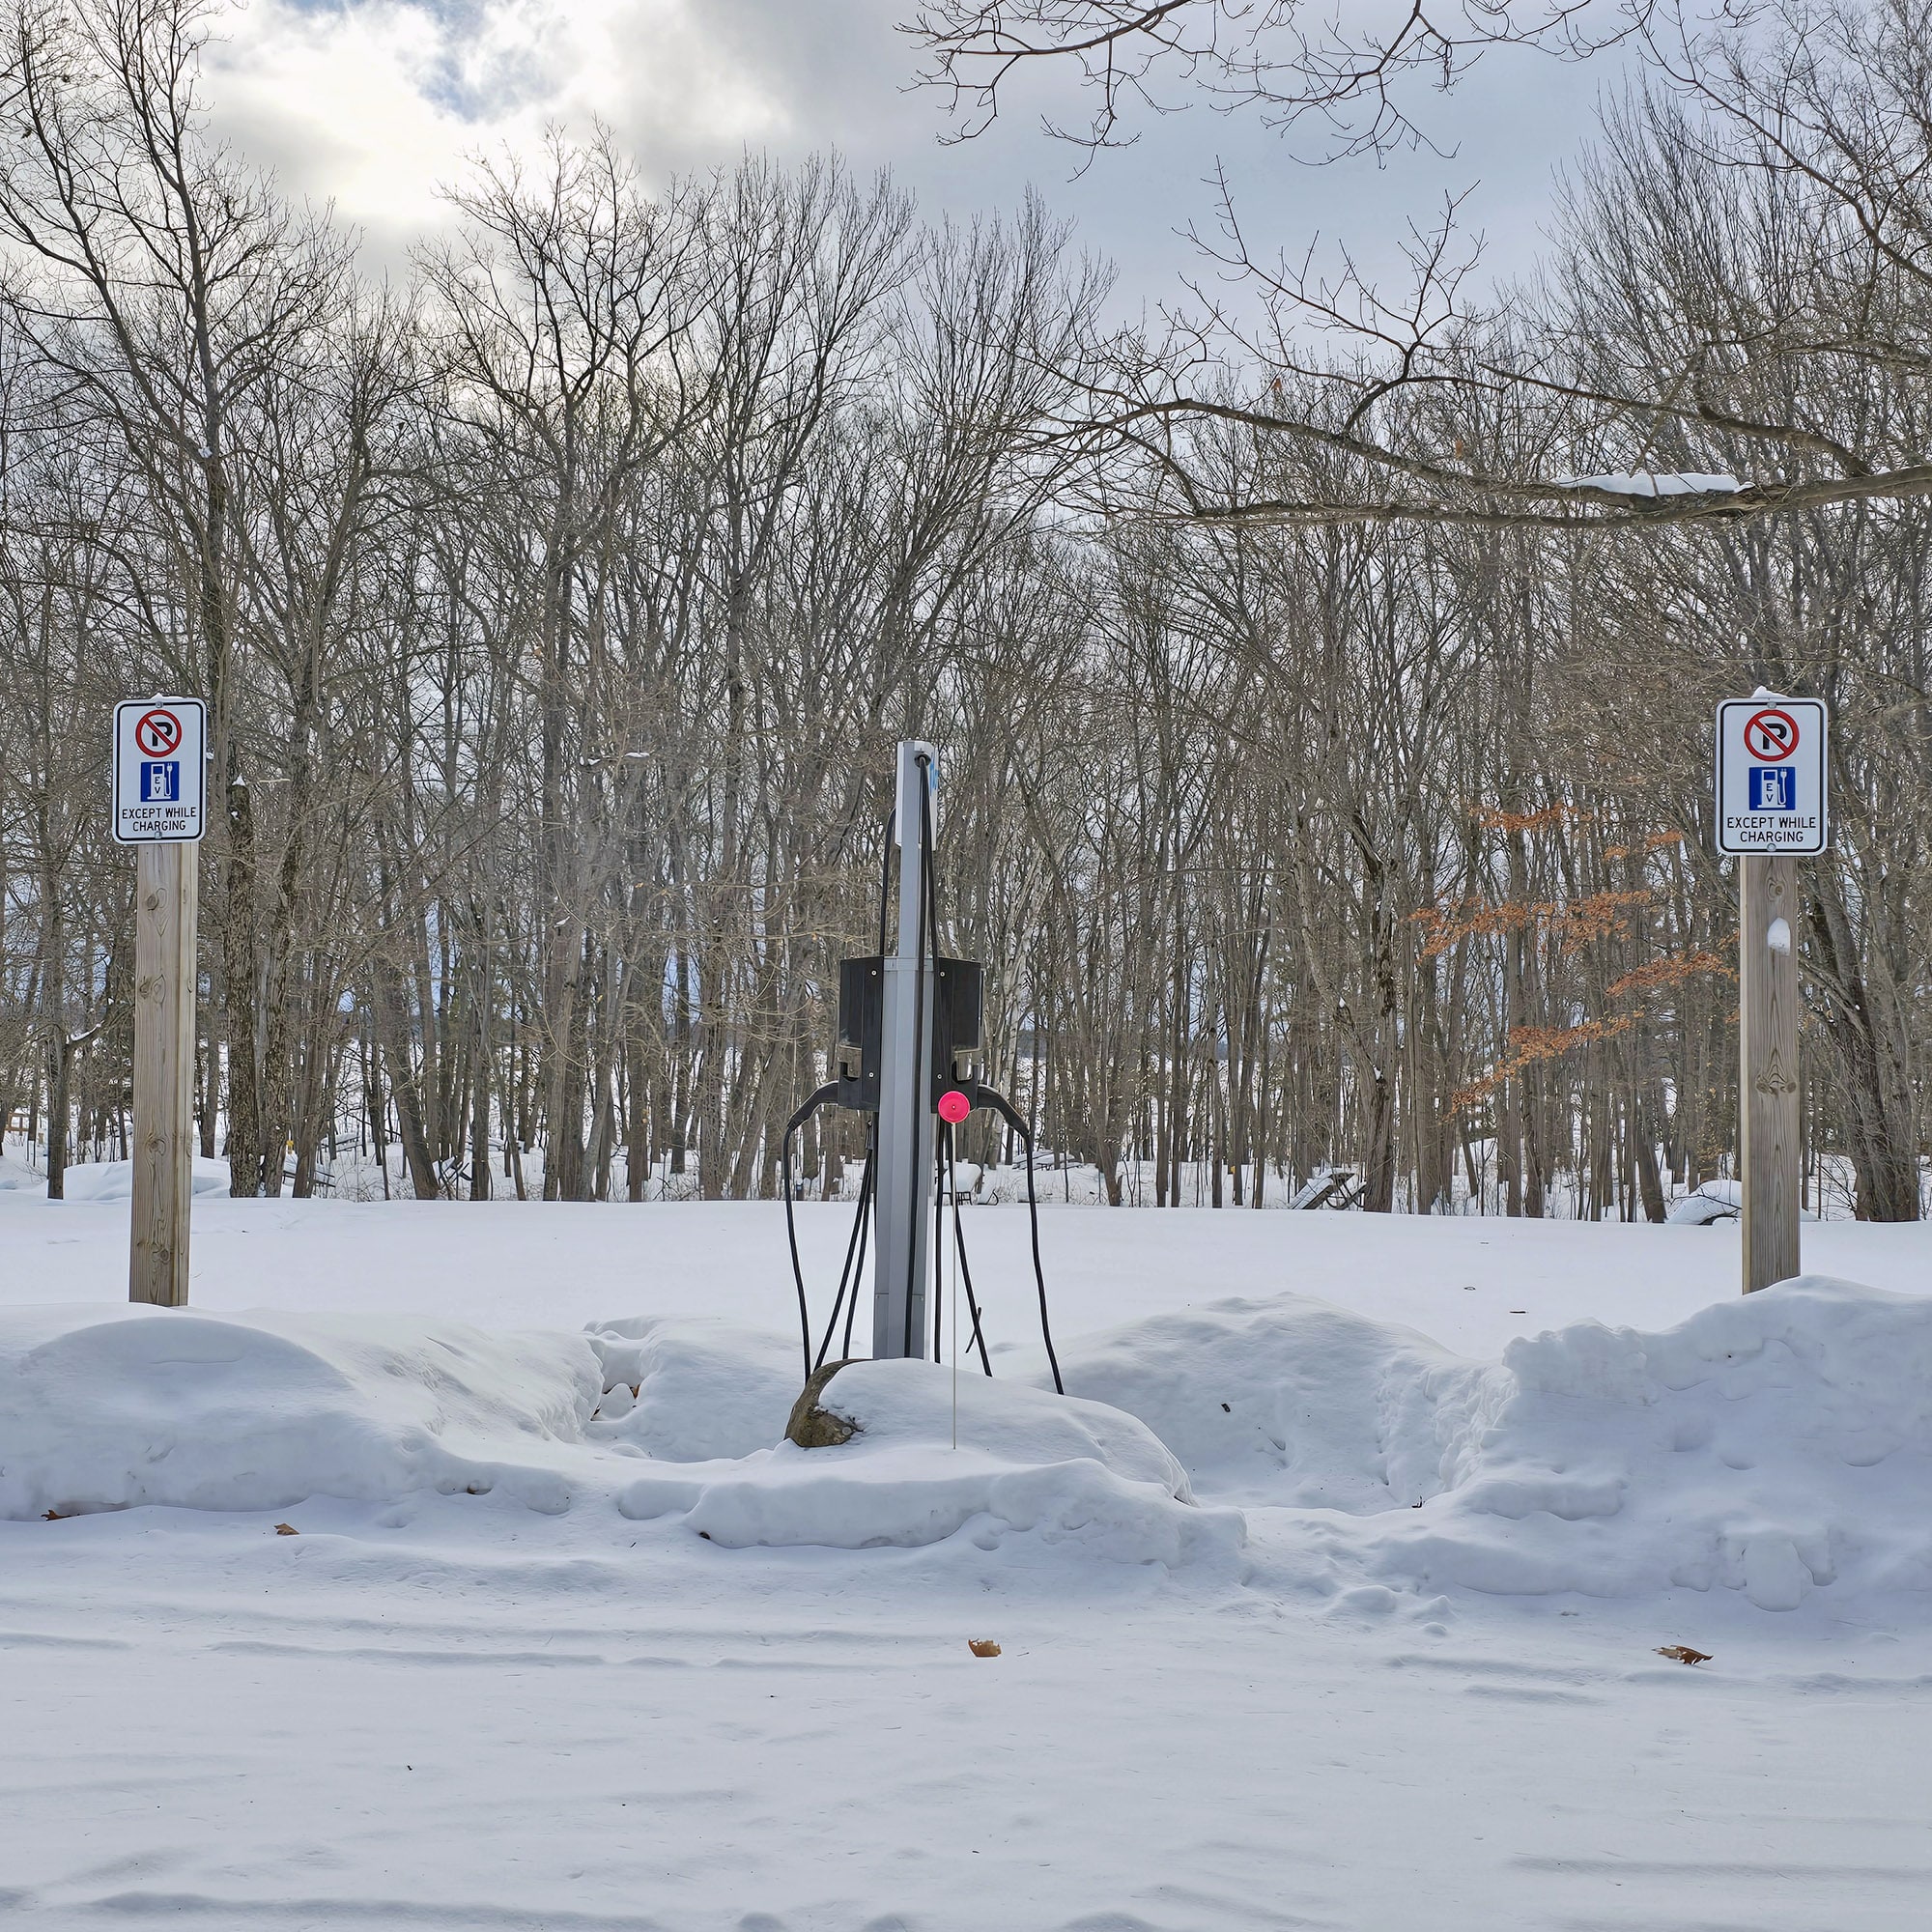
[4,1276,1929,1611]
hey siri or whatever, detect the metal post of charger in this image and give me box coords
[872,740,938,1358]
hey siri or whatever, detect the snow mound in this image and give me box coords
[1664,1177,1818,1224]
[0,1305,599,1520]
[1374,1275,1932,1610]
[1072,1278,1932,1612]
[616,1359,1243,1567]
[0,1156,231,1200]
[584,1315,802,1462]
[1058,1294,1498,1511]
[12,1280,1925,1605]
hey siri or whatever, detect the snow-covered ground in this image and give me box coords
[4,1189,1930,1930]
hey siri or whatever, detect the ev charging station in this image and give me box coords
[781,740,1061,1393]
[873,742,942,1361]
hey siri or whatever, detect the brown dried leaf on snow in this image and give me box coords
[967,1639,1002,1659]
[1656,1645,1712,1665]
[274,1523,299,1536]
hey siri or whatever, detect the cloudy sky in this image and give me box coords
[202,0,1639,303]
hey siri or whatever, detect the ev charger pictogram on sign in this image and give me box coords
[1716,695,1828,855]
[113,697,206,843]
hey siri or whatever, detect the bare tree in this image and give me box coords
[904,0,1648,158]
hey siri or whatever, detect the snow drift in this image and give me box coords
[0,1308,1240,1571]
[1062,1276,1932,1611]
[0,1305,599,1519]
[7,1278,1930,1609]
[584,1313,802,1462]
[1385,1275,1932,1609]
[615,1358,1240,1565]
[0,1155,232,1200]
[1059,1293,1492,1512]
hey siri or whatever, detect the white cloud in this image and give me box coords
[198,0,1631,298]
[204,0,789,258]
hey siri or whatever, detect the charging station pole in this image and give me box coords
[873,740,937,1359]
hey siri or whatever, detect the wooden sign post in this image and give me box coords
[1738,854,1801,1293]
[113,697,207,1307]
[131,842,199,1304]
[1716,692,1827,1294]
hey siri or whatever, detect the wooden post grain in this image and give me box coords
[1740,853,1802,1293]
[130,841,196,1306]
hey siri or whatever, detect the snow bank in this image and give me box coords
[9,1278,1928,1606]
[0,1305,599,1519]
[1059,1293,1498,1511]
[1663,1177,1819,1224]
[585,1314,802,1462]
[0,1308,1239,1572]
[0,1156,231,1200]
[1381,1276,1932,1609]
[616,1359,1242,1567]
[1066,1277,1932,1611]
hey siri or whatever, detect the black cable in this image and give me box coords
[921,767,945,960]
[814,1143,874,1371]
[1022,1122,1064,1395]
[946,1127,994,1375]
[780,1082,838,1379]
[783,803,910,1379]
[843,1113,876,1360]
[960,1083,1065,1397]
[921,797,994,1377]
[932,1119,947,1362]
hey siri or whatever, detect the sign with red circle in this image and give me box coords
[113,696,206,843]
[1743,707,1801,761]
[1715,695,1828,855]
[133,707,183,757]
[936,1089,972,1124]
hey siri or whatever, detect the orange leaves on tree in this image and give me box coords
[1448,1015,1637,1117]
[1414,888,1653,959]
[1412,896,1533,956]
[1419,813,1725,1119]
[1445,950,1734,1119]
[1604,830,1688,859]
[1605,952,1731,1001]
[1468,802,1596,834]
[1548,889,1653,949]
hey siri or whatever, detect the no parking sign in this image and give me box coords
[113,697,206,842]
[1716,696,1828,855]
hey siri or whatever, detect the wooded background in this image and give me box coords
[2,0,1926,1218]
